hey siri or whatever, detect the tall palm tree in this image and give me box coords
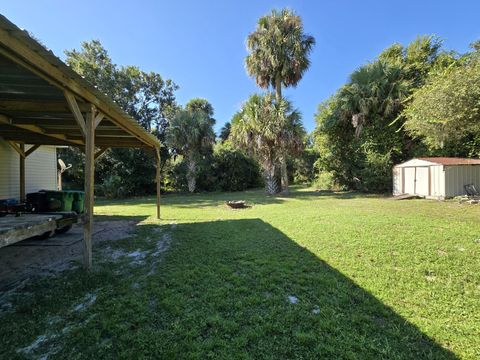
[339,61,409,139]
[166,109,215,192]
[245,8,314,192]
[278,107,306,193]
[231,93,300,195]
[245,8,315,101]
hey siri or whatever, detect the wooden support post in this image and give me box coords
[155,147,161,220]
[83,107,95,269]
[19,143,25,203]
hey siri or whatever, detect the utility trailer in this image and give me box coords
[0,212,81,248]
[0,212,80,248]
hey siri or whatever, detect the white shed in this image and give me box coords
[0,138,58,200]
[393,157,480,199]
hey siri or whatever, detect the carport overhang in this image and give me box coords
[0,15,162,269]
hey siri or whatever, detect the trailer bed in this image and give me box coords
[0,214,68,248]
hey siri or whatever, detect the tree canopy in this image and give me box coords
[231,93,303,194]
[245,8,315,100]
[166,108,216,192]
[404,51,480,151]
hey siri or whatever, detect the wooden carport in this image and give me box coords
[0,15,161,269]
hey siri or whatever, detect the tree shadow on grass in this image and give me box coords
[147,219,457,359]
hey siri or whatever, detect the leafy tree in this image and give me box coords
[313,36,457,192]
[404,51,480,150]
[231,93,299,194]
[65,40,178,132]
[166,108,216,192]
[61,40,179,196]
[246,8,314,192]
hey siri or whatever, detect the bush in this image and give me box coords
[101,175,125,199]
[213,144,262,191]
[166,143,262,193]
[313,171,336,191]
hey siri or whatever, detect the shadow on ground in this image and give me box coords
[141,219,456,359]
[0,217,457,359]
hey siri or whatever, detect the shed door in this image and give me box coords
[404,167,415,194]
[415,167,429,196]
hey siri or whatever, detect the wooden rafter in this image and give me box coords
[94,147,108,160]
[25,144,41,157]
[64,91,86,136]
[6,141,25,158]
[0,114,83,146]
[94,112,104,129]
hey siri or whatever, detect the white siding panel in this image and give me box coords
[26,146,57,194]
[0,139,57,200]
[0,139,20,199]
[430,165,445,198]
[392,167,402,195]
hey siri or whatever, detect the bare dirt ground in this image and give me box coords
[0,221,137,291]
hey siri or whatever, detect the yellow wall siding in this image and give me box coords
[0,139,57,200]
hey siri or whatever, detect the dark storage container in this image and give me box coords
[26,192,48,212]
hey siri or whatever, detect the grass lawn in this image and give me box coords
[1,187,479,359]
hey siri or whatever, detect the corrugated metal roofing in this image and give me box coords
[0,15,161,149]
[417,157,480,166]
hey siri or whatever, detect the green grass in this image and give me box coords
[1,187,479,359]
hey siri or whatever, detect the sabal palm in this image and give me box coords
[277,106,306,192]
[340,61,409,138]
[166,109,215,192]
[231,93,301,195]
[245,8,315,101]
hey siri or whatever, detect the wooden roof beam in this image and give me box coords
[64,91,86,136]
[0,99,89,113]
[0,114,83,146]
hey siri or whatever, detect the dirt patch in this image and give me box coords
[0,221,137,292]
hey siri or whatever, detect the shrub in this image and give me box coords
[101,175,125,199]
[213,144,262,191]
[313,171,336,191]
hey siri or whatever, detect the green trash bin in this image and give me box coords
[44,191,74,212]
[71,191,85,214]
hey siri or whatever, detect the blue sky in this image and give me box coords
[2,1,480,133]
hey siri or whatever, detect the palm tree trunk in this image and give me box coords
[280,157,289,193]
[264,162,278,195]
[186,158,196,193]
[275,76,282,102]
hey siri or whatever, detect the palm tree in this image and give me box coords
[219,122,231,143]
[245,8,314,192]
[185,98,215,121]
[278,107,306,193]
[339,61,409,139]
[246,8,315,101]
[231,93,300,195]
[166,108,215,192]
